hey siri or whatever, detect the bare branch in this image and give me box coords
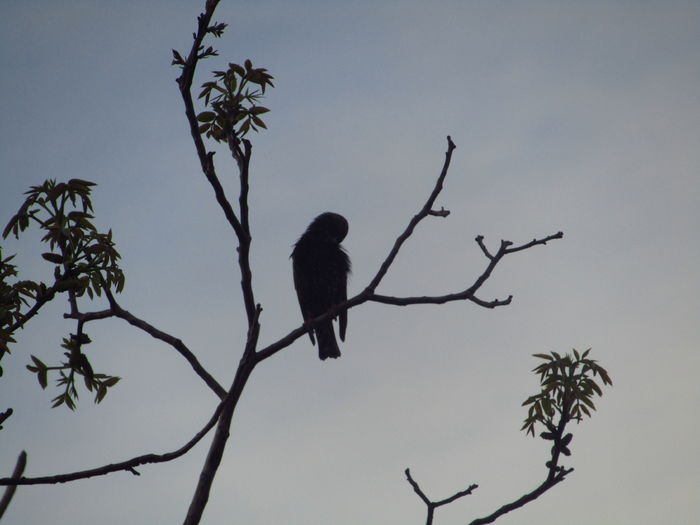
[111,304,227,399]
[504,231,564,254]
[467,468,572,525]
[435,483,479,507]
[0,451,26,518]
[233,138,257,325]
[183,315,260,525]
[0,397,227,486]
[0,408,12,428]
[369,291,512,308]
[369,230,560,308]
[254,139,562,363]
[365,136,456,294]
[405,468,432,506]
[405,468,478,525]
[64,309,113,322]
[65,303,226,400]
[475,235,493,260]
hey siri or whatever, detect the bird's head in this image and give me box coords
[307,212,349,243]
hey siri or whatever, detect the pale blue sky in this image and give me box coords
[1,2,699,524]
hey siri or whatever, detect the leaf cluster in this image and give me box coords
[522,349,612,438]
[0,249,44,367]
[2,179,124,409]
[27,345,120,411]
[196,59,274,140]
[3,179,125,300]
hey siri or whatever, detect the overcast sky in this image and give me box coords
[1,1,698,524]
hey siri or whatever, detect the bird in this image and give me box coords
[291,212,351,360]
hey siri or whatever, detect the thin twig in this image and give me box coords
[365,136,456,294]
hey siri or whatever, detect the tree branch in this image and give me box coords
[405,468,478,525]
[365,136,456,294]
[66,303,226,400]
[254,139,563,363]
[467,469,572,525]
[174,0,243,267]
[369,231,562,308]
[0,395,228,486]
[231,137,257,325]
[182,306,261,525]
[175,1,257,328]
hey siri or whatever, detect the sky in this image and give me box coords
[1,1,699,524]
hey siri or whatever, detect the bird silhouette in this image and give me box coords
[291,212,351,360]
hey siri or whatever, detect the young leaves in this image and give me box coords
[522,349,612,437]
[2,179,124,408]
[2,179,125,300]
[26,334,121,410]
[197,60,274,140]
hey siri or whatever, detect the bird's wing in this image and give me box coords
[292,254,316,345]
[338,261,348,342]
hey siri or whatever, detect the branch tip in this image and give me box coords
[428,207,450,218]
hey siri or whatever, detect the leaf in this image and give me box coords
[197,111,216,122]
[3,215,19,239]
[171,49,185,66]
[31,355,47,369]
[67,178,96,188]
[230,63,245,77]
[102,376,121,388]
[251,115,267,129]
[41,252,64,264]
[580,396,596,410]
[238,119,251,136]
[95,384,107,403]
[521,395,538,406]
[588,379,603,396]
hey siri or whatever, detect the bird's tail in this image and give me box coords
[316,321,341,360]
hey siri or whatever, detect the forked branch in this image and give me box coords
[255,137,563,362]
[405,468,478,525]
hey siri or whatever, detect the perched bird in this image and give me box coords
[291,212,351,360]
